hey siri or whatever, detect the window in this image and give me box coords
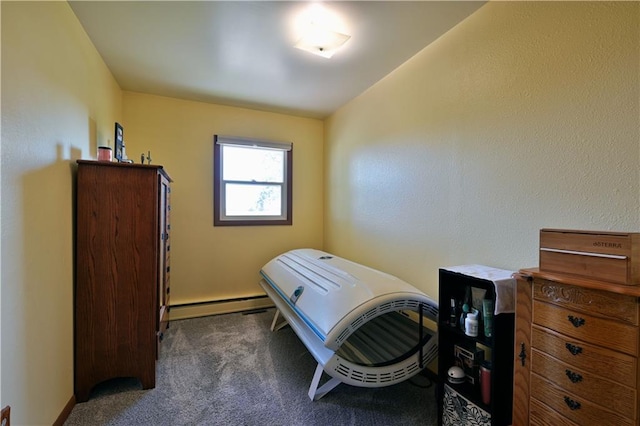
[214,135,292,226]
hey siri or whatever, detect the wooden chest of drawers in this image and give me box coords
[513,268,640,425]
[75,160,173,402]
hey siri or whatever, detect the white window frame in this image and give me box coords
[214,135,293,226]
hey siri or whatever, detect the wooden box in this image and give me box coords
[539,228,640,285]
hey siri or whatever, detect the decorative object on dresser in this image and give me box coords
[74,160,172,402]
[114,122,124,161]
[539,228,639,285]
[438,265,516,426]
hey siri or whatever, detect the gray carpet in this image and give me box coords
[65,308,438,425]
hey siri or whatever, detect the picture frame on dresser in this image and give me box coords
[114,122,124,162]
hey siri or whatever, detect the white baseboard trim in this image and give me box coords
[169,296,274,320]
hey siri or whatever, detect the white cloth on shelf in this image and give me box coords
[442,264,516,315]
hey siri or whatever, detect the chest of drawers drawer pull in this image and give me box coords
[519,342,527,366]
[564,396,581,411]
[565,343,583,356]
[567,315,585,328]
[565,370,583,383]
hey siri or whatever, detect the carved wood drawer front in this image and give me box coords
[531,326,637,388]
[531,374,635,426]
[531,350,637,420]
[530,398,580,426]
[533,300,638,356]
[533,279,638,325]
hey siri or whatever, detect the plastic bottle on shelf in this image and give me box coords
[465,309,479,337]
[449,298,457,327]
[459,303,469,331]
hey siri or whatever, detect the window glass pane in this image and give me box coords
[225,183,282,216]
[222,146,284,182]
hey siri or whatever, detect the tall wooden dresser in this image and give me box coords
[513,268,640,425]
[75,160,172,402]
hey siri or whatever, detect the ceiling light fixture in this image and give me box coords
[293,4,351,59]
[294,22,350,59]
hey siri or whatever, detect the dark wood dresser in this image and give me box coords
[513,268,640,425]
[74,160,172,402]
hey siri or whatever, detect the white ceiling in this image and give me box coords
[69,1,485,119]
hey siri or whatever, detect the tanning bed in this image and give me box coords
[259,249,438,400]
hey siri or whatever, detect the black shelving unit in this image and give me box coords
[437,267,515,426]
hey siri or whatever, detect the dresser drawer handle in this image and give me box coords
[565,343,583,356]
[565,370,583,383]
[564,396,581,410]
[519,342,527,366]
[567,315,585,328]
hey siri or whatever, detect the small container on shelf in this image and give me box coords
[480,361,492,405]
[482,299,494,338]
[449,298,457,327]
[465,309,479,337]
[97,146,112,162]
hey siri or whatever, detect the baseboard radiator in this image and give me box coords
[260,248,438,401]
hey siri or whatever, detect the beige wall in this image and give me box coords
[122,92,324,308]
[324,2,640,297]
[1,2,122,425]
[1,3,323,422]
[3,1,638,424]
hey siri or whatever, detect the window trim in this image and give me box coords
[213,135,293,226]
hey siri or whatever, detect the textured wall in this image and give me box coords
[123,92,324,306]
[324,2,640,297]
[1,2,122,424]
